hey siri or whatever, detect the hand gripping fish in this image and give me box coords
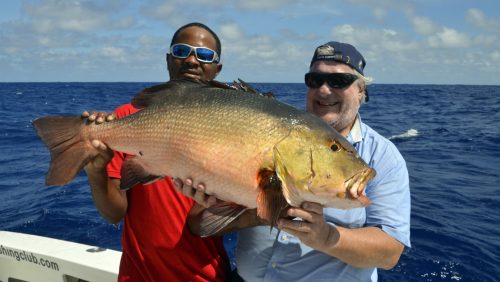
[33,79,375,236]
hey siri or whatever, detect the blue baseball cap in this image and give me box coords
[310,41,366,75]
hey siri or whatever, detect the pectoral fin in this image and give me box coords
[199,202,247,237]
[256,169,288,227]
[120,156,163,190]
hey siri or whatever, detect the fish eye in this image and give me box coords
[330,143,340,152]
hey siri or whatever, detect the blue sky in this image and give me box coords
[1,0,499,84]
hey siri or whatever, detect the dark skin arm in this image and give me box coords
[82,111,128,224]
[172,178,267,236]
[175,179,404,269]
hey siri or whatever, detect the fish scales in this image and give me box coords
[33,79,376,231]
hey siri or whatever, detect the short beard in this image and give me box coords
[329,105,358,134]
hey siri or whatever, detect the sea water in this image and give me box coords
[1,82,499,281]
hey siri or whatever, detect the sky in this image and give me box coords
[0,0,499,84]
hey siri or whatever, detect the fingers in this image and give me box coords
[277,202,324,232]
[277,218,309,232]
[301,202,323,214]
[91,139,112,155]
[173,177,216,208]
[89,139,114,163]
[285,202,323,222]
[173,177,184,191]
[81,111,115,124]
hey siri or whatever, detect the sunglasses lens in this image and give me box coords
[305,73,358,89]
[327,74,358,88]
[195,47,216,63]
[171,44,192,58]
[305,73,324,88]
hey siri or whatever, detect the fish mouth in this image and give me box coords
[344,168,376,199]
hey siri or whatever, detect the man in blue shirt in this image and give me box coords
[177,41,411,281]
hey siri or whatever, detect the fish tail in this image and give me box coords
[33,116,98,186]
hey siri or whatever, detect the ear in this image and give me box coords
[357,83,365,103]
[166,53,172,66]
[216,63,223,77]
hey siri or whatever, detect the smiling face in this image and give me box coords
[167,26,222,81]
[306,61,363,136]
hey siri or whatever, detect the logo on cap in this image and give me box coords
[316,45,335,57]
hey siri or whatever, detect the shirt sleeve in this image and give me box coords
[365,140,411,248]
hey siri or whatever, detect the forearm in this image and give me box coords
[86,167,127,224]
[324,226,404,269]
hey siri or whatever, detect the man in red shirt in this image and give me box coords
[83,22,229,281]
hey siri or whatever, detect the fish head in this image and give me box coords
[274,126,376,209]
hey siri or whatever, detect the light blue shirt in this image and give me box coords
[236,116,411,282]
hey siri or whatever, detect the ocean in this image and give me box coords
[1,82,499,281]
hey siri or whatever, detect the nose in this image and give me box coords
[183,51,200,66]
[316,83,334,97]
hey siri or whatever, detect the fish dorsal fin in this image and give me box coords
[207,79,235,90]
[231,78,275,98]
[120,155,164,190]
[198,202,247,237]
[131,79,206,108]
[256,169,289,227]
[209,78,275,98]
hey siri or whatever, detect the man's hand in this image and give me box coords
[277,202,339,251]
[81,111,115,172]
[82,111,115,124]
[173,178,218,208]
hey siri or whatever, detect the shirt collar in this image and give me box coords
[347,114,363,144]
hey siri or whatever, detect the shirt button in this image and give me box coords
[271,262,277,268]
[281,235,288,241]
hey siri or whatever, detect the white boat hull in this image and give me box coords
[0,231,120,282]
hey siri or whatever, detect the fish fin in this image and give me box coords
[256,169,288,227]
[273,145,304,207]
[208,78,275,98]
[33,116,98,186]
[120,156,163,190]
[235,78,275,98]
[131,79,205,108]
[199,202,247,237]
[225,78,275,98]
[207,80,235,90]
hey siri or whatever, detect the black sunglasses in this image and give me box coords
[305,72,359,89]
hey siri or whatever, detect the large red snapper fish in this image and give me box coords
[33,79,375,236]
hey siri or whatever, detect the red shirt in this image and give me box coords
[108,103,229,282]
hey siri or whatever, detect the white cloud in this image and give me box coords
[372,8,387,22]
[491,51,500,62]
[220,23,244,41]
[411,16,439,35]
[331,24,418,54]
[99,46,127,63]
[23,0,134,33]
[427,27,471,48]
[466,8,500,30]
[235,0,291,10]
[473,34,497,46]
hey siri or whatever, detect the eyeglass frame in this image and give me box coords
[168,43,220,64]
[304,72,359,89]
